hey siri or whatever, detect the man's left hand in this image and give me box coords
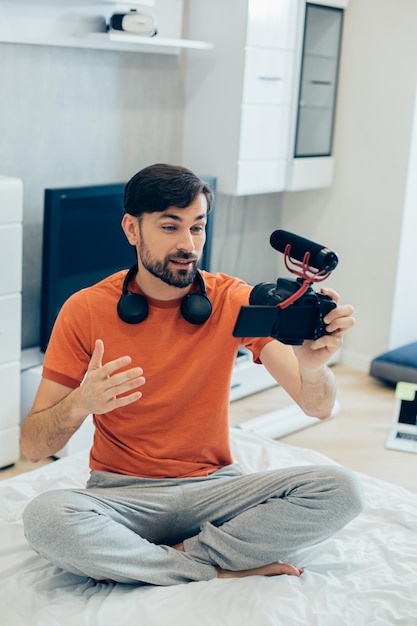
[293,287,355,371]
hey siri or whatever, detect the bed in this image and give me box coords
[2,429,416,626]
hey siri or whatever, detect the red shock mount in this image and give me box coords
[277,244,332,310]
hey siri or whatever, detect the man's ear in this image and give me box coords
[121,214,139,245]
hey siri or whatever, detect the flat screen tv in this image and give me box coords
[40,177,216,352]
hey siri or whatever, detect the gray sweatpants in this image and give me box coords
[23,463,364,586]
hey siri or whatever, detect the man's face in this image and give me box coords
[137,194,207,289]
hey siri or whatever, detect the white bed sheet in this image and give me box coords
[1,429,416,626]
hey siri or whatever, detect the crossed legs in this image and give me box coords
[23,464,364,585]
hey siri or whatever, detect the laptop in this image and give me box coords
[385,382,417,453]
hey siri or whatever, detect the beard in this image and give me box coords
[139,242,199,289]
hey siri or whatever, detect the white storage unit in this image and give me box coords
[183,0,348,195]
[183,0,298,196]
[286,1,346,190]
[0,176,23,468]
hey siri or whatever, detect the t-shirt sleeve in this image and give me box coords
[42,290,93,389]
[219,273,275,364]
[244,336,274,364]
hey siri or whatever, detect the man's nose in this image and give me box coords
[176,231,195,252]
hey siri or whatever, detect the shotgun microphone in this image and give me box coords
[232,229,339,344]
[270,230,339,272]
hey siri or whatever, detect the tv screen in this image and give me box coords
[40,177,216,352]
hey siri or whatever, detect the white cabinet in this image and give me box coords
[183,0,348,195]
[183,0,297,196]
[286,2,345,190]
[0,176,23,468]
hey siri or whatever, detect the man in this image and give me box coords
[21,163,363,585]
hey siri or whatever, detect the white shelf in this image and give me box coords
[108,31,211,49]
[100,32,212,53]
[0,30,212,54]
[0,0,213,55]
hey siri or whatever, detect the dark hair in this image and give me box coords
[124,163,214,217]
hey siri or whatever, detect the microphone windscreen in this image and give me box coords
[270,230,338,272]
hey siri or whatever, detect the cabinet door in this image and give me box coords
[0,427,20,468]
[299,55,339,108]
[294,4,344,158]
[239,105,291,160]
[246,0,297,50]
[243,48,293,105]
[0,294,21,364]
[0,362,20,428]
[295,107,335,156]
[237,160,287,195]
[0,177,23,224]
[0,224,22,295]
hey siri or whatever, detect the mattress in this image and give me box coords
[1,429,416,626]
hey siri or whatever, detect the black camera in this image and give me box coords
[232,230,339,345]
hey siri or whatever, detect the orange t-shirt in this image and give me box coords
[43,270,273,478]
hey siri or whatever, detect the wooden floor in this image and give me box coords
[230,364,416,493]
[2,365,415,493]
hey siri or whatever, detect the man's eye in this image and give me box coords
[162,225,176,231]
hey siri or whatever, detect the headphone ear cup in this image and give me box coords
[117,266,212,326]
[117,292,149,324]
[180,292,212,325]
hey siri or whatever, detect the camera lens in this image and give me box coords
[249,283,277,305]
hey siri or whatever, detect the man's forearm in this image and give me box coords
[299,364,336,419]
[21,391,88,463]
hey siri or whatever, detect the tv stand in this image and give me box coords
[20,346,278,457]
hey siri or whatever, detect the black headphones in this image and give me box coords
[117,264,212,325]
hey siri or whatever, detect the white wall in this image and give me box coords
[0,43,184,348]
[389,80,417,348]
[0,37,280,349]
[281,0,417,369]
[2,0,417,366]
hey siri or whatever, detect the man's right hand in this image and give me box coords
[20,339,145,463]
[73,339,145,416]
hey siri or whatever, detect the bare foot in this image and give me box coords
[172,543,303,579]
[217,560,303,579]
[93,578,116,585]
[173,542,184,552]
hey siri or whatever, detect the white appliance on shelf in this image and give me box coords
[0,176,23,468]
